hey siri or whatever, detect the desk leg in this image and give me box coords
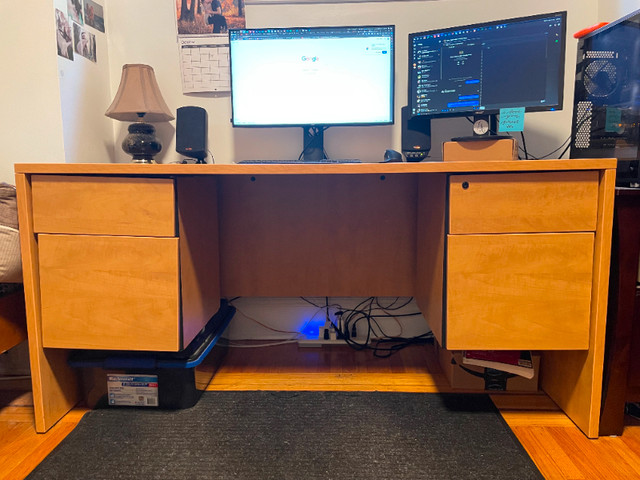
[15,173,80,432]
[599,194,640,435]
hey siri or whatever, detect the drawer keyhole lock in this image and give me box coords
[462,181,469,190]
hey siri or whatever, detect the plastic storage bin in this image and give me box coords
[69,300,235,408]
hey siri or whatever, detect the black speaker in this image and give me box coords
[401,106,431,161]
[176,106,208,162]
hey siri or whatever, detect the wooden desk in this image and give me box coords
[14,160,616,437]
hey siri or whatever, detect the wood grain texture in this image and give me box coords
[14,158,618,175]
[5,344,640,480]
[414,173,447,345]
[12,160,616,440]
[0,291,26,354]
[31,175,175,237]
[38,234,181,351]
[176,176,222,346]
[446,232,594,350]
[219,174,417,296]
[449,171,599,234]
[15,174,81,433]
[541,168,617,438]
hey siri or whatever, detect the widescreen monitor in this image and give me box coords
[408,12,566,131]
[229,25,395,129]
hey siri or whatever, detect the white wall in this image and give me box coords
[108,0,599,165]
[55,0,115,164]
[0,2,66,184]
[599,0,639,23]
[0,1,114,185]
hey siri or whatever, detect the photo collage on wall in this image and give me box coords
[55,0,105,63]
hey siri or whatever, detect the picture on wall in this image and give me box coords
[84,0,105,33]
[67,0,83,25]
[176,0,245,35]
[73,23,97,62]
[55,9,74,60]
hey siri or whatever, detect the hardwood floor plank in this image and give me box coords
[3,343,640,479]
[511,426,585,480]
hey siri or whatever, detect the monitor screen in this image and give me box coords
[408,12,566,119]
[229,25,395,127]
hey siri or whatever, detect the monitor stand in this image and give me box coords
[451,114,512,142]
[302,125,325,161]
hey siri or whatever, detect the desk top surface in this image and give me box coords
[14,158,616,176]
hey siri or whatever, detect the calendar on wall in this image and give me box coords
[174,0,245,94]
[178,35,230,93]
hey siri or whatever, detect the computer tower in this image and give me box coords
[176,106,208,162]
[570,9,640,186]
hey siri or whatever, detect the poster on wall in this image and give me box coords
[55,9,74,60]
[175,0,246,93]
[176,0,245,34]
[73,23,97,62]
[67,0,83,25]
[84,0,105,33]
[56,0,104,63]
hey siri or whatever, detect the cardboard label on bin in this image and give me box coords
[107,374,159,407]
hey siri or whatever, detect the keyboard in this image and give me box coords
[236,159,361,164]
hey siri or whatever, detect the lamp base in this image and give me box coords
[122,122,162,163]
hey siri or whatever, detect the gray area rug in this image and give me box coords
[27,391,543,479]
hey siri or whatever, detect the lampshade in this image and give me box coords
[105,64,174,122]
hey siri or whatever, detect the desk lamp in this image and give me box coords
[105,64,174,163]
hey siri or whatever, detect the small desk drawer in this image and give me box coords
[449,171,599,234]
[31,175,175,237]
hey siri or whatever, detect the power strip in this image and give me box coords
[297,318,351,348]
[297,338,348,348]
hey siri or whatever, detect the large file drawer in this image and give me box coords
[446,232,594,350]
[38,234,182,351]
[31,175,176,237]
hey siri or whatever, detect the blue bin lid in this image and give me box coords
[68,301,234,370]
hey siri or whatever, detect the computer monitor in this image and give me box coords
[408,12,566,137]
[229,25,395,161]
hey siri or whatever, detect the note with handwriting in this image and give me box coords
[499,107,525,132]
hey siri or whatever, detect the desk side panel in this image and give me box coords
[541,168,616,438]
[176,176,221,345]
[414,174,446,344]
[218,174,417,297]
[15,173,80,433]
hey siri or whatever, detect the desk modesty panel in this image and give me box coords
[14,160,616,439]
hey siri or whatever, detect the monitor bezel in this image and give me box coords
[229,24,396,128]
[407,11,567,119]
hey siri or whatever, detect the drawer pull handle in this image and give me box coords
[462,181,469,190]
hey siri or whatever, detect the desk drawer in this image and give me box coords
[39,234,181,351]
[31,175,175,237]
[446,232,594,350]
[449,171,599,234]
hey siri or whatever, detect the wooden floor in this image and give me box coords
[2,342,640,479]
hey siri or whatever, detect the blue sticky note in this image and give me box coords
[499,107,525,132]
